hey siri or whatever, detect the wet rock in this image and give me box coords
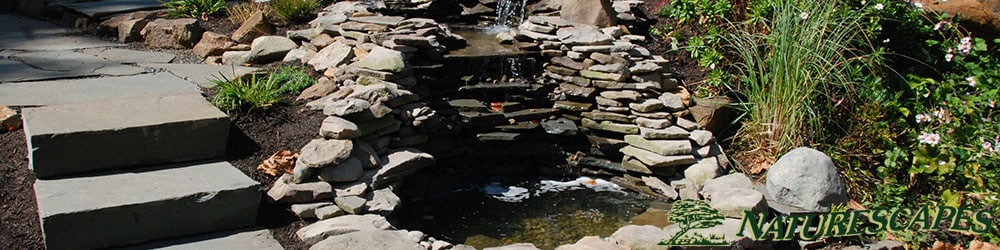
[766,147,848,213]
[291,202,333,219]
[309,41,354,71]
[624,135,692,156]
[621,146,696,167]
[299,139,354,168]
[366,188,401,214]
[611,225,668,249]
[335,195,368,214]
[708,188,768,218]
[318,158,364,182]
[684,157,723,186]
[296,214,393,245]
[315,205,345,219]
[142,18,203,49]
[701,173,753,200]
[320,116,361,139]
[193,31,235,58]
[541,118,579,135]
[267,174,334,204]
[248,36,297,64]
[372,148,435,189]
[232,12,274,44]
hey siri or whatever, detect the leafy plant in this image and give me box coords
[226,1,271,25]
[660,0,732,25]
[211,66,315,112]
[269,0,319,23]
[162,0,226,20]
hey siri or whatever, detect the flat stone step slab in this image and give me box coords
[138,63,259,88]
[59,0,164,17]
[120,228,283,250]
[0,72,199,106]
[34,161,261,250]
[23,93,229,178]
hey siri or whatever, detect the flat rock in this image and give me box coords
[620,146,696,168]
[582,111,631,123]
[611,225,668,249]
[701,173,753,200]
[318,158,364,182]
[349,16,406,26]
[315,205,346,220]
[639,126,689,140]
[249,36,297,64]
[309,42,354,71]
[689,130,715,146]
[323,98,371,117]
[599,90,641,101]
[555,236,627,250]
[0,34,119,51]
[299,139,354,168]
[477,132,523,142]
[291,202,334,219]
[581,118,638,134]
[311,230,422,250]
[641,176,678,200]
[372,148,435,189]
[634,117,672,129]
[629,99,664,113]
[622,156,652,174]
[267,174,333,204]
[0,72,198,105]
[121,228,283,250]
[556,25,613,45]
[296,214,393,245]
[353,46,408,73]
[484,243,541,250]
[60,0,162,17]
[366,188,401,214]
[138,63,258,88]
[334,182,369,197]
[35,161,260,250]
[624,135,692,156]
[335,196,368,214]
[0,51,146,82]
[320,116,361,139]
[580,70,625,81]
[22,93,228,178]
[96,48,175,64]
[708,188,768,218]
[447,99,488,112]
[541,118,579,135]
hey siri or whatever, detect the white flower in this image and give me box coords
[934,21,950,31]
[938,160,948,165]
[983,140,993,152]
[915,114,932,123]
[913,2,923,10]
[919,133,941,145]
[990,99,996,108]
[875,3,885,10]
[945,53,954,62]
[966,76,977,87]
[933,108,946,119]
[957,36,973,55]
[883,38,891,43]
[800,12,809,20]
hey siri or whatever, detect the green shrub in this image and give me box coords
[270,0,319,23]
[211,67,315,112]
[659,0,732,24]
[163,0,226,19]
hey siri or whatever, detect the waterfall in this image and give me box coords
[495,0,528,27]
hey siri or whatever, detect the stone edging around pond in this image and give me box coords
[159,1,852,249]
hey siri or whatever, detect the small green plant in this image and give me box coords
[659,0,732,25]
[269,0,319,23]
[162,0,226,20]
[211,66,315,112]
[226,1,271,24]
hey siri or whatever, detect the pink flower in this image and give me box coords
[918,133,941,145]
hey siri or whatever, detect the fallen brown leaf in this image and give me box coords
[256,150,298,176]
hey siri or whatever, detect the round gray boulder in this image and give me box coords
[765,147,848,213]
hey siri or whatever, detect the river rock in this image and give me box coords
[555,236,628,250]
[311,230,422,250]
[701,173,753,200]
[611,225,669,249]
[291,202,334,219]
[372,148,435,189]
[708,188,768,218]
[142,18,203,49]
[299,139,354,168]
[309,42,354,71]
[193,31,235,57]
[232,11,274,43]
[248,36,297,64]
[335,195,368,214]
[296,214,393,245]
[624,135,692,156]
[561,0,617,27]
[267,174,334,204]
[366,188,401,214]
[684,157,723,186]
[320,116,361,139]
[766,147,848,213]
[318,158,364,182]
[353,46,408,73]
[557,25,613,45]
[315,205,346,219]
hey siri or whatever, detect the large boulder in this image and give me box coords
[560,0,617,27]
[765,147,848,213]
[918,0,1000,35]
[142,18,203,49]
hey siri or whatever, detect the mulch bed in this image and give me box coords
[0,129,44,250]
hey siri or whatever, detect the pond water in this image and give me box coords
[391,177,670,249]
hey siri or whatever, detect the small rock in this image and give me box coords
[431,240,454,250]
[143,18,203,49]
[366,188,401,214]
[267,174,333,204]
[556,25,613,45]
[587,63,626,73]
[628,99,664,113]
[708,188,768,218]
[599,90,640,101]
[222,51,250,65]
[315,205,346,219]
[658,92,685,111]
[621,146,696,168]
[689,130,715,147]
[317,158,364,182]
[296,78,339,101]
[291,202,333,219]
[335,196,368,214]
[193,31,234,58]
[117,18,148,43]
[634,117,672,129]
[320,116,361,139]
[641,176,678,200]
[296,214,393,245]
[484,243,540,250]
[299,139,354,168]
[372,148,435,189]
[1,106,21,131]
[679,185,701,200]
[334,181,369,197]
[611,225,668,249]
[622,156,652,174]
[684,157,723,186]
[232,11,274,43]
[541,118,579,136]
[555,236,628,250]
[676,118,700,131]
[701,173,753,200]
[353,46,408,73]
[309,42,354,71]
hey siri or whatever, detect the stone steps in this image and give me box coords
[34,161,261,250]
[22,93,230,178]
[119,228,283,250]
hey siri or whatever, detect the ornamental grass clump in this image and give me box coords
[270,0,319,23]
[211,66,315,112]
[725,0,872,173]
[226,1,271,25]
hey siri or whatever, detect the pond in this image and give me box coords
[390,176,671,249]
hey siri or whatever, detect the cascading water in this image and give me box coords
[495,0,528,28]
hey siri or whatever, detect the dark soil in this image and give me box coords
[638,1,708,90]
[0,129,44,250]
